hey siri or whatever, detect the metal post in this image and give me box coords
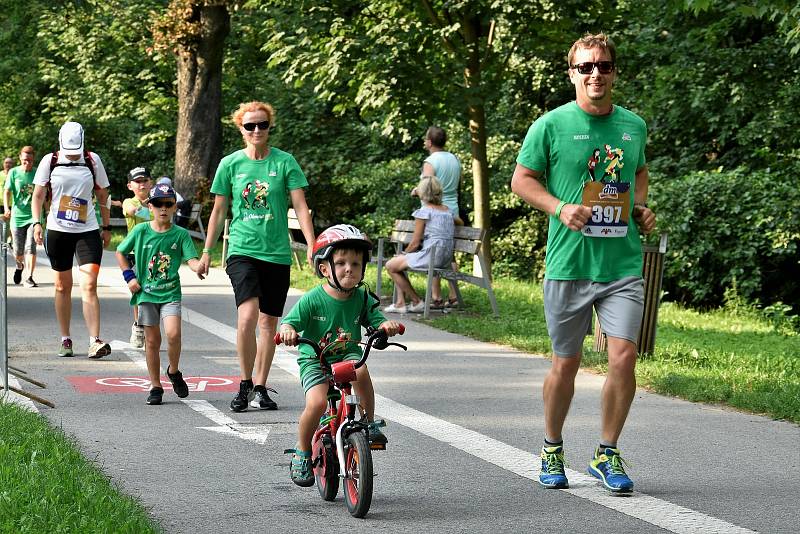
[1,220,8,394]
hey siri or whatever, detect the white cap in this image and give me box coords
[59,121,84,156]
[157,176,172,186]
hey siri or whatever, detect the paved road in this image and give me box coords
[4,248,799,533]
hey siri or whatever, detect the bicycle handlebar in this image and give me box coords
[273,324,406,372]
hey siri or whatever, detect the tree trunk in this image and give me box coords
[174,3,230,200]
[463,16,492,277]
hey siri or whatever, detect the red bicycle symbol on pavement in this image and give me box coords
[68,375,240,393]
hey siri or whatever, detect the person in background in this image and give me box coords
[122,166,153,348]
[511,33,655,494]
[31,121,113,359]
[3,146,39,287]
[196,100,315,412]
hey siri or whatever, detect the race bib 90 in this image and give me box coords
[580,182,630,238]
[57,196,89,226]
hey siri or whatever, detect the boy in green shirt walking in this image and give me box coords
[116,183,204,405]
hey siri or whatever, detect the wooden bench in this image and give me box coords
[221,208,311,269]
[185,203,206,241]
[374,219,500,319]
[593,233,668,355]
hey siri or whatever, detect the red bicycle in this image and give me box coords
[275,324,406,517]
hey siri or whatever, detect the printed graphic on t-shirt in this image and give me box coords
[586,144,624,183]
[241,179,272,221]
[144,251,175,292]
[318,327,352,356]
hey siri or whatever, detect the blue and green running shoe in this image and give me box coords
[539,445,569,489]
[587,447,633,493]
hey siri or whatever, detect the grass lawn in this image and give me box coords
[292,263,800,424]
[0,402,160,533]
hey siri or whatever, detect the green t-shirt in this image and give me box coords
[116,223,198,306]
[281,285,386,362]
[516,102,648,282]
[5,166,37,227]
[122,197,151,233]
[210,148,308,264]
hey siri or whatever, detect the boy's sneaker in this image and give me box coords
[166,365,189,398]
[58,338,74,358]
[249,385,278,410]
[88,339,111,359]
[146,387,164,405]
[367,420,388,449]
[230,380,254,412]
[587,447,634,493]
[129,323,144,349]
[285,449,315,487]
[23,277,38,288]
[13,268,22,285]
[539,445,569,489]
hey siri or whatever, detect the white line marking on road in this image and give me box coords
[182,399,271,445]
[95,269,757,534]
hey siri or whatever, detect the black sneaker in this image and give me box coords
[249,385,278,410]
[13,268,22,285]
[23,277,38,288]
[230,380,254,412]
[166,365,189,398]
[146,387,164,405]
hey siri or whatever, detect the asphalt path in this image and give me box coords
[3,247,799,533]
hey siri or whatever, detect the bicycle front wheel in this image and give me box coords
[343,431,373,518]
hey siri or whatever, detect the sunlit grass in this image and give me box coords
[0,402,161,533]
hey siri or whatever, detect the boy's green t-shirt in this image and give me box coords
[210,148,308,264]
[116,223,198,305]
[281,285,386,362]
[5,167,37,227]
[516,102,648,282]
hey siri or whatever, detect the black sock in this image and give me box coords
[544,438,563,448]
[599,442,617,452]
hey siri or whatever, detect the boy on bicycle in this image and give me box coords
[278,224,401,487]
[115,183,204,405]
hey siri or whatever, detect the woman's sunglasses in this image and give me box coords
[150,200,175,208]
[242,121,270,132]
[570,61,615,75]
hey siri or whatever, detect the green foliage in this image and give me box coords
[652,167,800,308]
[0,403,161,533]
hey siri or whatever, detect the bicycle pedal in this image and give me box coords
[370,443,386,451]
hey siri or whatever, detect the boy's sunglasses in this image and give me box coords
[242,121,270,132]
[570,61,615,75]
[150,200,175,208]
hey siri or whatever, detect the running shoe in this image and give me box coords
[230,380,254,412]
[407,300,426,313]
[13,268,22,285]
[368,420,388,448]
[587,447,634,493]
[129,323,144,349]
[146,387,164,405]
[23,277,38,288]
[58,338,74,358]
[166,365,189,398]
[383,303,407,314]
[249,385,278,410]
[88,338,111,359]
[539,445,569,489]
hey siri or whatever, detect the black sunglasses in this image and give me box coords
[150,200,175,208]
[571,61,615,75]
[242,121,270,132]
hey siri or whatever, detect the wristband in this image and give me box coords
[202,248,210,254]
[554,200,567,218]
[122,269,137,283]
[33,222,42,227]
[102,225,112,231]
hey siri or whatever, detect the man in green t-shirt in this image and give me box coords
[511,33,656,494]
[3,146,39,287]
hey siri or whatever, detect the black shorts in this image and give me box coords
[45,229,103,272]
[225,255,290,317]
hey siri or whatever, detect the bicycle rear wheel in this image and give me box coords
[314,434,339,501]
[343,431,373,518]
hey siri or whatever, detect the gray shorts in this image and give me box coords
[138,301,181,327]
[12,224,36,257]
[543,276,644,357]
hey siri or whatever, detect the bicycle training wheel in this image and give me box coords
[343,431,373,518]
[314,435,339,501]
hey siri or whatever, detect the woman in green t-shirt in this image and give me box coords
[197,100,315,413]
